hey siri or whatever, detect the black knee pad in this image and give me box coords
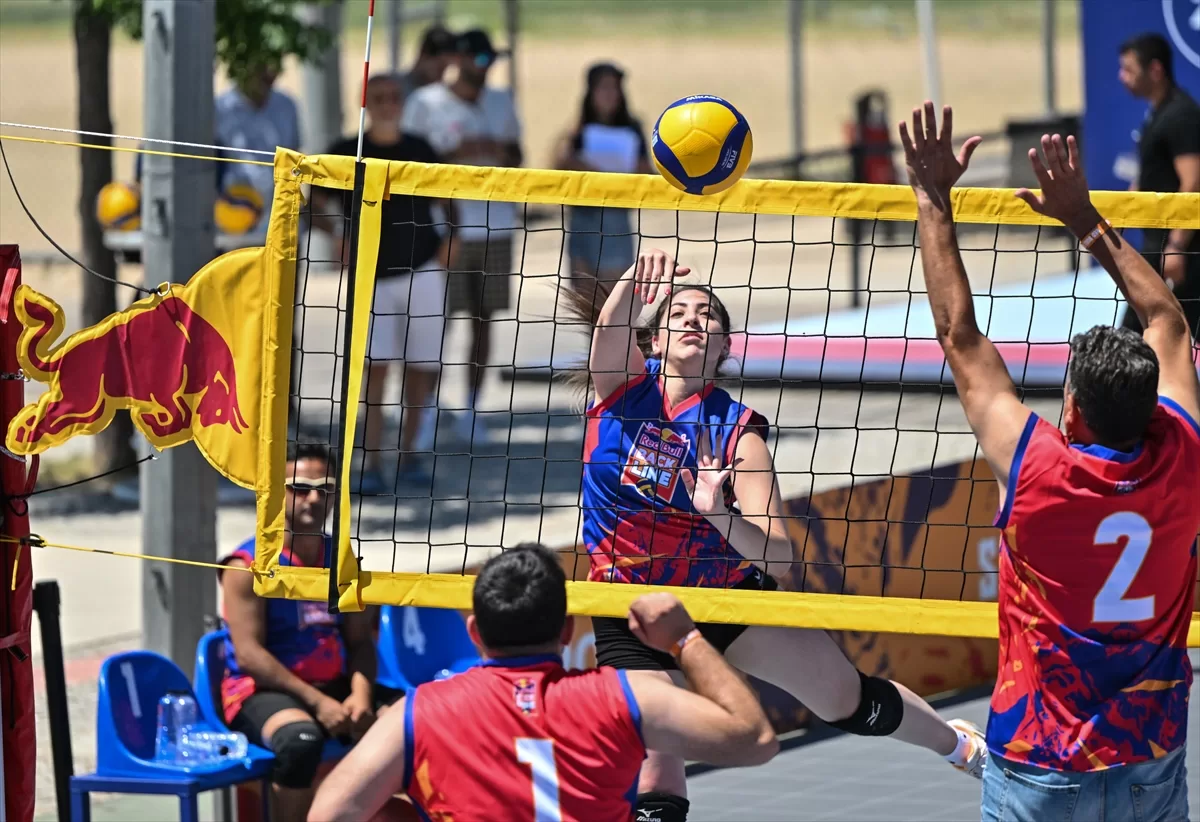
[635,792,690,822]
[826,671,904,737]
[268,721,324,789]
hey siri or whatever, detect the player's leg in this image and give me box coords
[362,277,406,493]
[725,626,985,775]
[447,242,486,442]
[592,617,692,822]
[228,692,326,820]
[397,263,447,481]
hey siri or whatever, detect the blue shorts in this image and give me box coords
[981,746,1189,822]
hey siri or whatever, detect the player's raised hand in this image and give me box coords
[680,429,734,516]
[898,102,982,211]
[628,592,698,654]
[631,248,691,306]
[1014,134,1092,227]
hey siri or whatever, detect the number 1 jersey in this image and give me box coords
[403,655,645,821]
[988,399,1200,772]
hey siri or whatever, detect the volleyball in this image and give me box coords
[651,95,753,195]
[214,183,265,235]
[95,182,141,231]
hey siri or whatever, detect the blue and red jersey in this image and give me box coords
[218,538,346,723]
[988,398,1200,772]
[581,358,769,588]
[403,655,645,822]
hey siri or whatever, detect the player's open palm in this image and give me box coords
[898,102,982,211]
[1014,134,1092,227]
[632,248,691,305]
[680,430,734,516]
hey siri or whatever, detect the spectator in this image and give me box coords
[1118,33,1200,337]
[401,24,456,99]
[402,29,522,445]
[215,59,302,229]
[218,442,378,820]
[555,62,651,310]
[312,74,451,492]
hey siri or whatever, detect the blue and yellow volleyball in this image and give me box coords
[214,183,265,235]
[651,95,753,195]
[95,182,141,231]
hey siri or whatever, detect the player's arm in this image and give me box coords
[220,560,330,709]
[1015,134,1200,422]
[625,594,778,767]
[308,696,408,822]
[899,102,1032,490]
[339,609,377,734]
[590,248,690,402]
[682,430,793,576]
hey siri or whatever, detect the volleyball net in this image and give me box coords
[260,148,1199,643]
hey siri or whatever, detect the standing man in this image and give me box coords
[400,24,456,99]
[313,74,451,492]
[402,29,523,445]
[1118,32,1200,337]
[899,102,1199,822]
[220,443,379,820]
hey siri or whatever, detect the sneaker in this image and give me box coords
[455,408,490,445]
[947,718,988,779]
[413,407,437,452]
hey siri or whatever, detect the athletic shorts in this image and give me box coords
[447,238,513,318]
[593,571,779,672]
[367,262,447,369]
[227,678,401,746]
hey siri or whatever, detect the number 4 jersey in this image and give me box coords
[988,398,1200,772]
[403,654,645,821]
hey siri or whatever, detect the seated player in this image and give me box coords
[559,248,986,820]
[307,543,780,822]
[219,442,379,820]
[899,102,1199,822]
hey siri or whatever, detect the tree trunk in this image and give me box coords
[75,0,137,475]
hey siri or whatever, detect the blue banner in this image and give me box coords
[1081,0,1200,194]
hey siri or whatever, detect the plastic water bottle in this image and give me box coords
[179,728,249,763]
[154,691,198,764]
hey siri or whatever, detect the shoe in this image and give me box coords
[455,409,490,444]
[947,718,988,780]
[356,469,391,496]
[395,462,434,494]
[413,407,437,452]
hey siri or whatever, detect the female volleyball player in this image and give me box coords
[569,249,987,821]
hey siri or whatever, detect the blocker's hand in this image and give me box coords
[628,592,697,655]
[630,248,691,306]
[1014,134,1093,229]
[680,429,734,517]
[898,101,982,212]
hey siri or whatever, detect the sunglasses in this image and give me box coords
[285,479,335,495]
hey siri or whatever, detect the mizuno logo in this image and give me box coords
[867,702,881,726]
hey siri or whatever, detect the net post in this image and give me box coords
[328,161,368,614]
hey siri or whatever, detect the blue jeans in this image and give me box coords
[981,747,1189,822]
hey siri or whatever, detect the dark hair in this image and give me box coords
[419,24,455,57]
[1067,326,1159,447]
[578,63,637,131]
[472,543,567,650]
[1120,33,1173,81]
[287,441,332,465]
[556,278,734,402]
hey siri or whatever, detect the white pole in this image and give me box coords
[1042,0,1057,116]
[788,0,805,161]
[356,0,378,161]
[388,0,402,74]
[915,0,942,108]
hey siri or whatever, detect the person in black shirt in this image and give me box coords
[1119,33,1200,338]
[313,73,451,493]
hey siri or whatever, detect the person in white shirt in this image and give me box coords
[402,29,522,444]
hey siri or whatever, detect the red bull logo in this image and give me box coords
[622,423,690,503]
[6,284,247,455]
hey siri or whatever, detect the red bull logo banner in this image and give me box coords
[5,246,279,490]
[621,422,690,502]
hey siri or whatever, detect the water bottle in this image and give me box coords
[154,691,198,764]
[179,728,249,763]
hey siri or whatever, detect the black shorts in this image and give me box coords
[593,572,778,672]
[228,678,401,746]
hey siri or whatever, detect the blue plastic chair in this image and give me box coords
[70,651,273,822]
[376,606,480,693]
[195,628,350,763]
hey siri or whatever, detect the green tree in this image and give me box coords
[73,0,332,478]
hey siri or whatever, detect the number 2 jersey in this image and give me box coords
[988,398,1200,771]
[402,654,645,821]
[581,358,769,588]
